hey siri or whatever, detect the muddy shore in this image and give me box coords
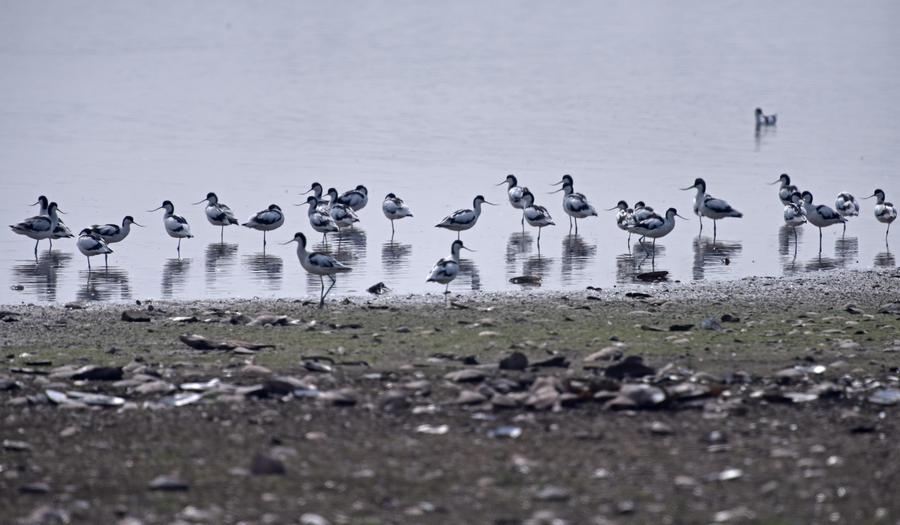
[2,269,899,524]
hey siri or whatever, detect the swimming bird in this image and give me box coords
[326,188,360,231]
[89,216,143,265]
[800,191,846,251]
[193,192,238,241]
[783,192,807,242]
[148,200,193,254]
[755,108,777,126]
[282,232,351,308]
[299,196,339,243]
[242,204,284,248]
[10,201,63,257]
[834,192,860,234]
[770,174,798,206]
[681,178,743,238]
[338,185,368,212]
[864,189,897,240]
[520,189,555,245]
[435,195,496,239]
[629,207,687,250]
[76,229,113,271]
[550,177,597,233]
[31,195,73,245]
[426,239,473,294]
[497,174,528,227]
[382,193,413,234]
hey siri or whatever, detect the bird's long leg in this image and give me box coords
[263,231,267,248]
[575,218,578,234]
[49,239,53,249]
[323,274,337,303]
[177,238,181,256]
[818,227,823,253]
[34,240,39,259]
[391,219,395,235]
[568,215,572,231]
[713,220,717,241]
[318,275,325,308]
[87,256,91,271]
[537,227,542,252]
[698,216,703,235]
[842,222,846,236]
[221,226,224,243]
[444,283,450,295]
[104,253,108,267]
[793,226,798,244]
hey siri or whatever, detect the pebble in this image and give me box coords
[604,356,655,380]
[533,485,571,502]
[584,347,623,362]
[499,352,529,371]
[147,475,189,491]
[444,369,486,383]
[250,452,287,476]
[121,310,151,323]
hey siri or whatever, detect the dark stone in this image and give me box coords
[499,352,528,371]
[72,366,124,381]
[250,453,287,476]
[530,355,569,368]
[121,310,151,322]
[604,356,655,380]
[148,475,189,491]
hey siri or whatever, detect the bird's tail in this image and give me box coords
[229,218,239,225]
[241,222,251,227]
[730,211,744,218]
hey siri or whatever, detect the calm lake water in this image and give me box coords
[1,0,898,304]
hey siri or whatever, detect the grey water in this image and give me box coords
[1,0,898,304]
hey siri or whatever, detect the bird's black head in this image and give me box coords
[124,215,134,222]
[269,204,281,211]
[306,196,318,205]
[779,173,790,184]
[616,200,628,209]
[356,185,367,193]
[79,228,93,236]
[755,108,763,115]
[385,192,396,199]
[162,200,173,208]
[206,192,216,200]
[506,174,517,185]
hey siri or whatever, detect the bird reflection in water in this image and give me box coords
[834,236,858,268]
[161,258,191,299]
[10,250,72,302]
[458,257,482,291]
[779,226,802,274]
[244,253,283,291]
[204,242,238,288]
[616,243,666,283]
[805,254,838,272]
[522,254,552,284]
[561,234,595,284]
[381,240,412,278]
[692,237,742,280]
[77,267,131,302]
[505,231,533,279]
[874,251,895,268]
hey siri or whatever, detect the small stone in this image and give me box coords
[533,486,571,502]
[700,317,723,331]
[19,482,51,494]
[604,356,654,379]
[720,314,741,323]
[3,439,31,451]
[415,424,449,435]
[868,388,900,406]
[499,352,528,371]
[121,310,151,322]
[669,324,694,332]
[148,475,189,491]
[488,426,522,439]
[454,390,488,405]
[318,388,357,406]
[71,365,124,381]
[648,421,673,435]
[844,304,863,315]
[300,514,331,525]
[444,369,486,383]
[251,453,287,476]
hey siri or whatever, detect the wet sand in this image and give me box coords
[2,268,899,524]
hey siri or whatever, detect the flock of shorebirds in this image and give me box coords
[6,109,897,307]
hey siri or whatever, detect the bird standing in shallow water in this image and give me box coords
[800,191,845,252]
[148,200,192,255]
[783,192,807,243]
[864,189,897,242]
[834,192,860,235]
[497,174,528,229]
[681,178,743,239]
[427,239,473,295]
[90,216,142,265]
[550,175,597,233]
[76,229,113,271]
[382,193,413,235]
[194,192,238,242]
[435,195,496,239]
[520,189,555,247]
[338,185,368,212]
[299,196,339,244]
[31,195,73,246]
[326,188,360,232]
[10,201,63,257]
[283,232,351,308]
[769,174,798,206]
[242,204,284,250]
[607,200,633,244]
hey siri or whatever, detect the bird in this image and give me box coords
[193,192,238,241]
[626,202,657,243]
[301,182,330,213]
[520,189,555,246]
[338,185,368,212]
[628,207,688,251]
[282,231,351,308]
[76,228,113,271]
[242,204,285,249]
[435,195,496,239]
[426,239,473,295]
[607,200,634,243]
[755,108,777,126]
[382,193,413,235]
[10,201,63,257]
[834,192,860,234]
[31,195,73,246]
[325,188,360,231]
[550,176,598,233]
[299,196,339,243]
[148,200,193,255]
[497,174,528,228]
[864,189,897,241]
[681,178,743,238]
[800,191,846,252]
[783,192,807,243]
[770,174,798,206]
[89,216,143,265]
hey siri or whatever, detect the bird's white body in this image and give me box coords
[338,186,368,212]
[615,206,632,232]
[382,194,413,221]
[692,188,742,221]
[296,242,351,277]
[801,193,845,229]
[205,201,238,227]
[755,108,777,126]
[436,196,493,237]
[326,189,360,229]
[630,209,677,239]
[305,198,339,235]
[243,206,284,232]
[77,230,113,265]
[834,192,860,218]
[34,198,73,240]
[560,185,597,220]
[783,202,806,228]
[163,212,192,239]
[10,209,59,242]
[427,240,467,293]
[91,218,135,244]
